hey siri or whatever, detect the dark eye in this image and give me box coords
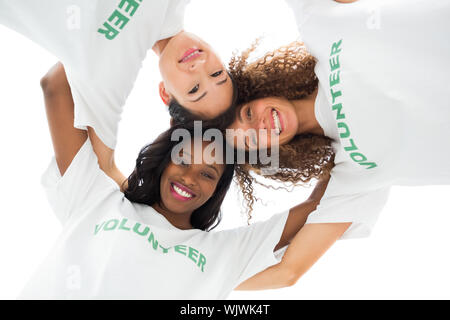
[201,172,215,180]
[246,107,252,120]
[211,70,223,77]
[188,84,199,94]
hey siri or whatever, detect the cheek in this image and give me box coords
[208,52,224,69]
[160,163,180,190]
[283,110,299,135]
[159,58,181,90]
[251,101,268,118]
[199,181,218,202]
[159,170,170,200]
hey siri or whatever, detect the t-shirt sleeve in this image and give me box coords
[158,0,190,40]
[65,67,127,150]
[306,186,392,239]
[223,211,290,287]
[0,0,154,149]
[41,138,119,226]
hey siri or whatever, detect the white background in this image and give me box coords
[1,0,450,300]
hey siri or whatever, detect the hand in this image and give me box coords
[87,127,127,191]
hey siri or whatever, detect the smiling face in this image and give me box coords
[157,140,225,226]
[158,31,234,119]
[227,97,300,150]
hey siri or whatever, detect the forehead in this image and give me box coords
[176,138,225,168]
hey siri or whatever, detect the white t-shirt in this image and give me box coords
[18,139,289,299]
[0,0,189,149]
[285,0,450,238]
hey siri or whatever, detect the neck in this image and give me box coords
[152,203,193,230]
[152,37,172,57]
[293,87,324,136]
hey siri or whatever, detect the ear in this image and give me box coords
[159,81,171,106]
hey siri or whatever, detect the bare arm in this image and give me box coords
[236,222,351,290]
[41,62,127,189]
[274,177,331,251]
[235,177,351,291]
[87,127,127,191]
[41,62,88,176]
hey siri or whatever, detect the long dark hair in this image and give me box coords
[124,123,236,231]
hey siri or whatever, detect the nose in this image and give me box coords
[257,116,268,130]
[189,57,206,71]
[180,168,197,188]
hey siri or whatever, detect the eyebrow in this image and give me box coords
[192,92,207,103]
[216,78,228,86]
[190,77,228,103]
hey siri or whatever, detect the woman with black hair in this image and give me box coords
[19,62,329,299]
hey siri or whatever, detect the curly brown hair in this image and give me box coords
[228,40,336,222]
[229,39,319,103]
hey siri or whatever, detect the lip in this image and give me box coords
[268,108,284,135]
[178,48,203,63]
[170,182,196,201]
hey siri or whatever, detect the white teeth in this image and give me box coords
[272,110,282,135]
[181,50,200,62]
[173,184,193,198]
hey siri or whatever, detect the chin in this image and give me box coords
[167,203,193,215]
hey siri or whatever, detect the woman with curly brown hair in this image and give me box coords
[226,0,450,289]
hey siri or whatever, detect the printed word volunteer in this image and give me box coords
[98,0,142,40]
[95,217,207,272]
[329,39,377,170]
